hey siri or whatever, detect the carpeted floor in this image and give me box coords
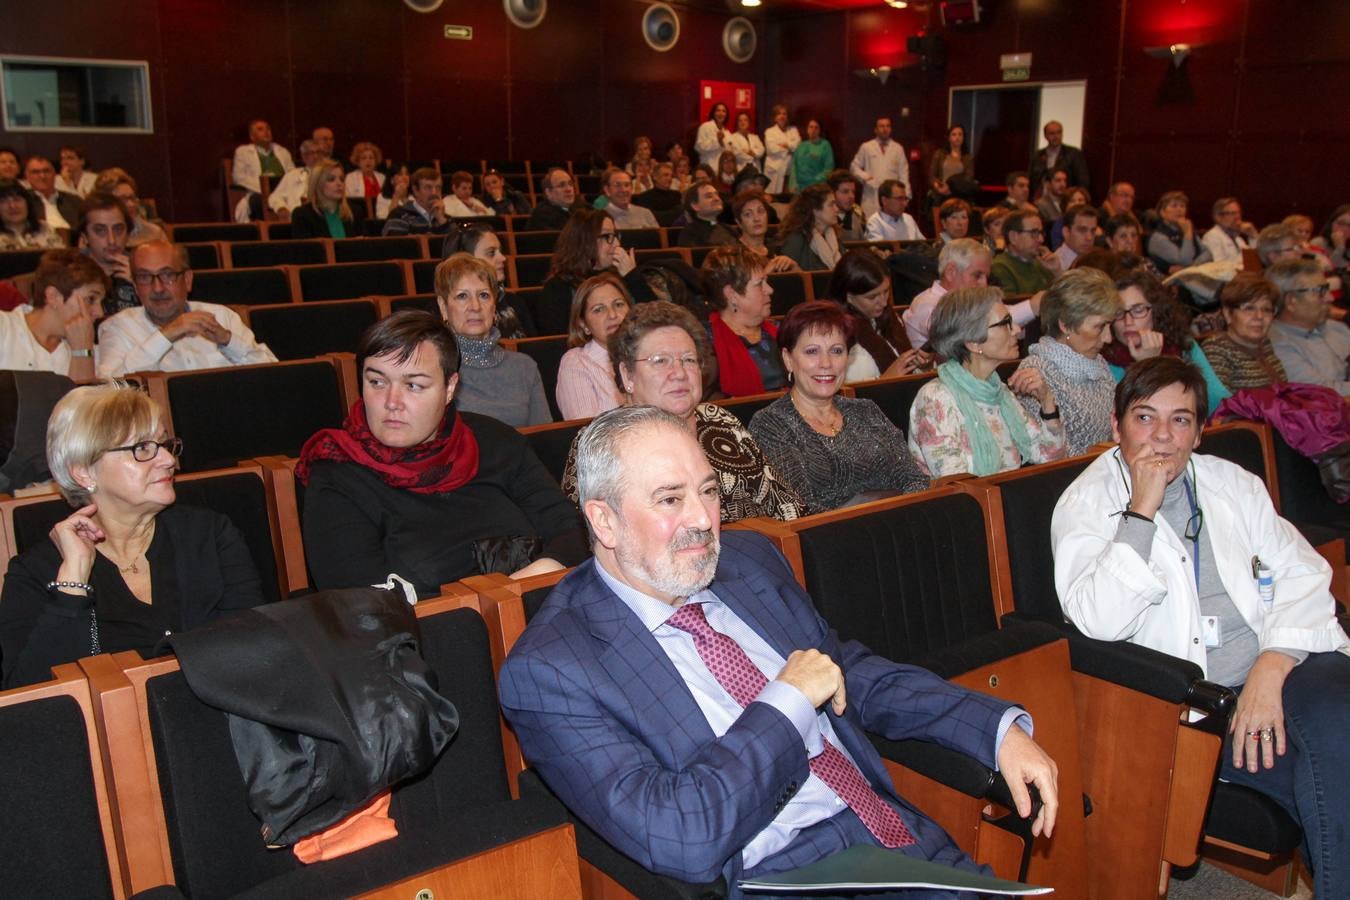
[1168,862,1312,899]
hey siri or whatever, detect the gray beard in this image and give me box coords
[616,528,721,600]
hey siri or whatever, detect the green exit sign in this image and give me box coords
[1002,66,1030,82]
[444,24,473,40]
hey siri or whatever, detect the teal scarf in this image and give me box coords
[937,359,1036,475]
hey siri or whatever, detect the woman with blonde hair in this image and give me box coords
[291,159,365,239]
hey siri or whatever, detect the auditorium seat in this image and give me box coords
[1,464,287,605]
[849,372,937,429]
[296,261,410,301]
[739,486,1090,892]
[511,254,552,290]
[332,236,425,263]
[511,230,561,256]
[0,248,46,279]
[0,664,129,898]
[78,597,582,899]
[144,356,352,473]
[168,223,261,243]
[712,389,784,427]
[634,247,690,267]
[378,294,439,316]
[189,266,294,305]
[410,259,439,294]
[503,334,569,421]
[243,298,379,361]
[767,272,809,316]
[809,270,832,301]
[518,418,588,486]
[620,228,663,250]
[180,242,222,271]
[261,222,292,240]
[227,239,330,268]
[969,455,1238,898]
[687,246,718,267]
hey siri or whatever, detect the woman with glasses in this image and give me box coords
[0,384,267,687]
[751,302,930,512]
[1015,268,1122,455]
[701,245,787,397]
[537,208,648,337]
[909,287,1066,477]
[435,254,550,427]
[1202,273,1288,392]
[560,301,805,523]
[1099,265,1229,415]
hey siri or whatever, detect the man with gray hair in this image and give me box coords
[96,240,276,377]
[1266,257,1350,394]
[1201,197,1258,264]
[1255,223,1302,267]
[904,238,1040,347]
[500,405,1059,891]
[267,139,322,218]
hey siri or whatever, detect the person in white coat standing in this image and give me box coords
[1051,356,1350,899]
[695,103,731,169]
[849,116,908,218]
[761,104,800,194]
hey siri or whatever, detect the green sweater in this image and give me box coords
[990,251,1054,295]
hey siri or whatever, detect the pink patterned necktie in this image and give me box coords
[666,602,916,848]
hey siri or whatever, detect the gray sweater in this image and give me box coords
[454,331,552,427]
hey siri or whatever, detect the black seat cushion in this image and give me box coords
[411,260,439,294]
[768,273,807,316]
[190,268,293,305]
[181,243,221,270]
[623,229,663,250]
[0,248,46,279]
[333,237,423,262]
[1205,782,1302,854]
[167,362,345,472]
[172,223,261,243]
[247,301,378,360]
[388,294,439,315]
[299,262,406,301]
[11,471,283,605]
[0,694,115,898]
[513,336,569,421]
[1272,430,1350,533]
[231,240,328,268]
[147,606,556,899]
[993,459,1094,620]
[796,491,999,661]
[513,231,561,255]
[715,393,781,428]
[514,255,553,290]
[1198,428,1267,484]
[848,373,936,431]
[523,420,586,486]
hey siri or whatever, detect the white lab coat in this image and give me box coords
[1052,449,1348,676]
[695,120,729,169]
[762,125,801,193]
[849,138,908,218]
[231,143,295,194]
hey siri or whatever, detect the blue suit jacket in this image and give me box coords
[498,531,1012,886]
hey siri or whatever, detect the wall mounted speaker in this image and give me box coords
[722,17,757,64]
[642,3,681,53]
[503,0,546,30]
[403,0,444,11]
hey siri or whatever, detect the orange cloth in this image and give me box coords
[292,790,398,864]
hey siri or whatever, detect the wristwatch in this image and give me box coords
[69,348,92,358]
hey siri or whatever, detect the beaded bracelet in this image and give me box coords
[47,580,94,594]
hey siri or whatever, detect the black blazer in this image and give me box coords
[290,201,368,239]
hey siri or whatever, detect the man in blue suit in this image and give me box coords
[499,406,1059,895]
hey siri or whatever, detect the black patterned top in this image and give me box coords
[749,394,930,513]
[561,403,806,523]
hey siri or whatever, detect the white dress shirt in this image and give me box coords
[864,210,923,242]
[0,306,76,375]
[96,302,277,377]
[1201,225,1251,264]
[903,281,1037,348]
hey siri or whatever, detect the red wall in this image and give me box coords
[766,0,1350,227]
[4,1,1347,226]
[1,0,761,221]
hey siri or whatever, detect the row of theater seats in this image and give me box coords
[0,418,1327,898]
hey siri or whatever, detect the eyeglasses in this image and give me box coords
[986,314,1015,332]
[1114,304,1152,321]
[132,269,185,287]
[107,438,184,462]
[598,232,620,245]
[1236,303,1275,316]
[636,354,700,371]
[1289,284,1330,298]
[1184,505,1203,542]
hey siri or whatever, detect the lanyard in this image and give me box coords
[1181,476,1201,589]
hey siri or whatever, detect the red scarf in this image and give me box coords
[710,312,778,398]
[295,401,479,494]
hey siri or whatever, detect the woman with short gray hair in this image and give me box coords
[0,383,267,687]
[909,287,1065,477]
[1015,268,1121,455]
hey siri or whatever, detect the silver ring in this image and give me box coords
[1261,729,1274,742]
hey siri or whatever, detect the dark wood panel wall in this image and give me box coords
[766,0,1350,228]
[3,0,1346,226]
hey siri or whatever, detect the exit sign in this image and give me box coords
[444,24,473,40]
[1003,66,1030,82]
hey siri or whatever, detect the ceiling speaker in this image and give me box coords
[403,0,444,11]
[642,3,681,53]
[503,0,546,30]
[722,17,757,64]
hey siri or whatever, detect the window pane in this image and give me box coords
[2,56,151,132]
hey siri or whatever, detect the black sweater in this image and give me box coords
[302,412,588,597]
[0,505,266,688]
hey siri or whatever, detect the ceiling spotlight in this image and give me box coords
[741,0,761,7]
[885,0,910,7]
